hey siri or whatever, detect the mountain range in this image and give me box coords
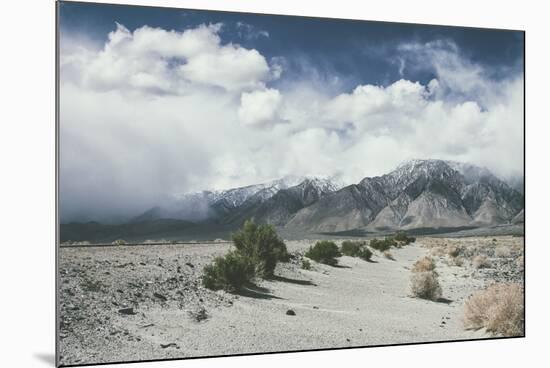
[61,160,524,242]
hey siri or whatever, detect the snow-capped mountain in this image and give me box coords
[286,159,523,232]
[131,175,343,223]
[65,159,523,242]
[221,177,344,226]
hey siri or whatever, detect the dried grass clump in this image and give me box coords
[383,251,395,260]
[449,256,464,267]
[412,256,436,273]
[472,255,491,269]
[447,245,462,258]
[410,271,442,301]
[430,246,446,257]
[463,283,524,336]
[495,246,511,258]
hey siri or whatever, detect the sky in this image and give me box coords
[58,1,524,223]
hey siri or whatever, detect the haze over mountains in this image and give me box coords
[61,160,524,242]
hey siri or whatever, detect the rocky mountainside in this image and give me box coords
[221,177,342,226]
[131,176,342,223]
[286,160,523,232]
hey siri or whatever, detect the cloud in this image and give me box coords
[236,22,270,40]
[60,25,523,223]
[238,88,283,127]
[62,22,274,94]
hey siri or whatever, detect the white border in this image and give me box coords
[1,1,548,367]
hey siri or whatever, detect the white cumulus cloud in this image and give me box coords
[238,88,283,127]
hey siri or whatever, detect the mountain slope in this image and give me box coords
[221,177,342,226]
[287,160,523,232]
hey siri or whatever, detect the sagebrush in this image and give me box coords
[305,241,341,266]
[202,251,253,292]
[463,283,524,336]
[412,256,436,273]
[232,219,289,278]
[410,271,442,301]
[202,219,289,291]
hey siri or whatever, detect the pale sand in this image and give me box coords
[59,237,523,365]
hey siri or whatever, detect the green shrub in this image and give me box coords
[369,237,396,252]
[340,240,372,261]
[301,259,312,270]
[112,239,127,246]
[340,240,366,256]
[232,220,289,278]
[305,241,341,266]
[357,246,373,261]
[202,251,253,292]
[394,231,416,245]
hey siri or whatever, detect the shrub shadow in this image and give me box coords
[272,275,316,286]
[238,283,283,300]
[436,297,453,304]
[333,264,352,269]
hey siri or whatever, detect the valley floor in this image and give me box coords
[58,236,523,366]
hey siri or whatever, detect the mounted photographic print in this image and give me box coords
[56,1,525,366]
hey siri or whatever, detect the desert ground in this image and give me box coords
[58,235,524,366]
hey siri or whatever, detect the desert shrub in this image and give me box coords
[340,240,365,256]
[112,239,127,246]
[383,251,395,260]
[232,220,289,278]
[202,251,253,292]
[472,255,491,269]
[463,283,524,336]
[357,246,373,261]
[305,241,341,266]
[410,271,442,301]
[430,246,446,257]
[412,256,436,273]
[301,259,312,270]
[495,246,511,258]
[447,245,462,258]
[369,237,397,252]
[449,256,464,267]
[394,231,416,245]
[340,240,372,261]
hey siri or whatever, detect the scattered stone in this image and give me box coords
[153,292,167,301]
[185,262,194,268]
[160,343,178,349]
[118,307,136,315]
[189,307,208,322]
[286,309,296,316]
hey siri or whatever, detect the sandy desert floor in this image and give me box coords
[58,235,524,366]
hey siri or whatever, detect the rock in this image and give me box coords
[153,292,167,301]
[186,262,194,268]
[189,308,208,322]
[118,307,136,315]
[160,343,178,349]
[286,309,296,316]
